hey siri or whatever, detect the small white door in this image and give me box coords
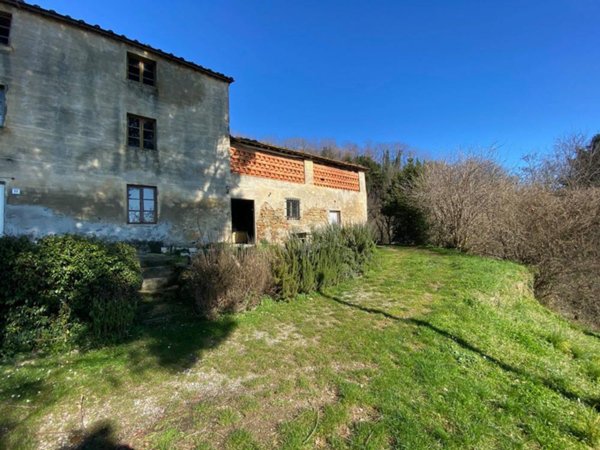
[0,183,5,235]
[328,210,341,225]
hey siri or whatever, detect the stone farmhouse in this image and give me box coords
[0,0,367,245]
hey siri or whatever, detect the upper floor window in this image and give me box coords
[286,199,300,220]
[127,114,156,150]
[127,53,156,86]
[0,86,5,127]
[0,12,11,45]
[127,185,157,224]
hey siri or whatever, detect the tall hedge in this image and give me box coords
[0,235,142,354]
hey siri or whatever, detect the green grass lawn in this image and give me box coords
[1,247,600,449]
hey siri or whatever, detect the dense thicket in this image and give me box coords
[0,235,142,354]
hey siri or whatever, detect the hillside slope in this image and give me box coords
[1,247,599,449]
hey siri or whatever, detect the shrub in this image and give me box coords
[410,147,600,329]
[271,237,312,300]
[182,245,273,319]
[272,224,375,300]
[341,224,377,273]
[0,235,142,354]
[182,225,375,314]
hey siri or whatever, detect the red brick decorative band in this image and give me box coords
[313,164,360,191]
[230,146,305,184]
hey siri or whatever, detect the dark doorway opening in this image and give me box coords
[231,198,255,244]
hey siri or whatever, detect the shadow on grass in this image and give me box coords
[126,314,238,374]
[0,418,17,450]
[61,420,133,449]
[583,329,600,340]
[321,292,600,412]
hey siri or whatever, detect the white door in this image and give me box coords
[0,183,4,235]
[328,210,341,225]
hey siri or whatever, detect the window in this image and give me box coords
[286,199,300,220]
[328,210,341,225]
[0,12,11,46]
[127,114,156,150]
[127,53,156,86]
[127,185,157,224]
[0,86,5,127]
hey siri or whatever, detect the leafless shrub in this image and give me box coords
[182,246,273,319]
[509,186,600,326]
[410,155,512,253]
[411,146,600,329]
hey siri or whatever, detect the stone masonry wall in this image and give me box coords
[230,144,368,243]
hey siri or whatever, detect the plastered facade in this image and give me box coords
[0,4,232,244]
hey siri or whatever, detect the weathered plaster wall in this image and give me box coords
[0,5,232,244]
[230,150,368,243]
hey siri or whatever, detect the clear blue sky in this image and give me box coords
[38,0,600,166]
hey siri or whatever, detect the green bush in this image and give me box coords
[0,235,142,354]
[271,237,310,299]
[272,224,375,300]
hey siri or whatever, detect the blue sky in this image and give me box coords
[39,0,600,166]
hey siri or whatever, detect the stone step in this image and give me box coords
[142,265,175,279]
[138,253,179,268]
[141,277,174,293]
[138,291,190,324]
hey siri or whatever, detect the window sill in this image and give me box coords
[127,79,158,92]
[0,44,13,53]
[127,145,157,151]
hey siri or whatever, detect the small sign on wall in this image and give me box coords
[11,188,20,195]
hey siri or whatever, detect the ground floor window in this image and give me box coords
[127,185,157,224]
[328,210,341,225]
[286,199,300,220]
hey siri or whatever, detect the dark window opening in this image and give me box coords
[286,199,300,220]
[127,53,156,86]
[0,12,11,46]
[231,198,255,244]
[127,185,157,224]
[0,85,5,127]
[127,114,156,150]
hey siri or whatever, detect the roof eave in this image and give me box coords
[230,136,368,171]
[2,0,234,83]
